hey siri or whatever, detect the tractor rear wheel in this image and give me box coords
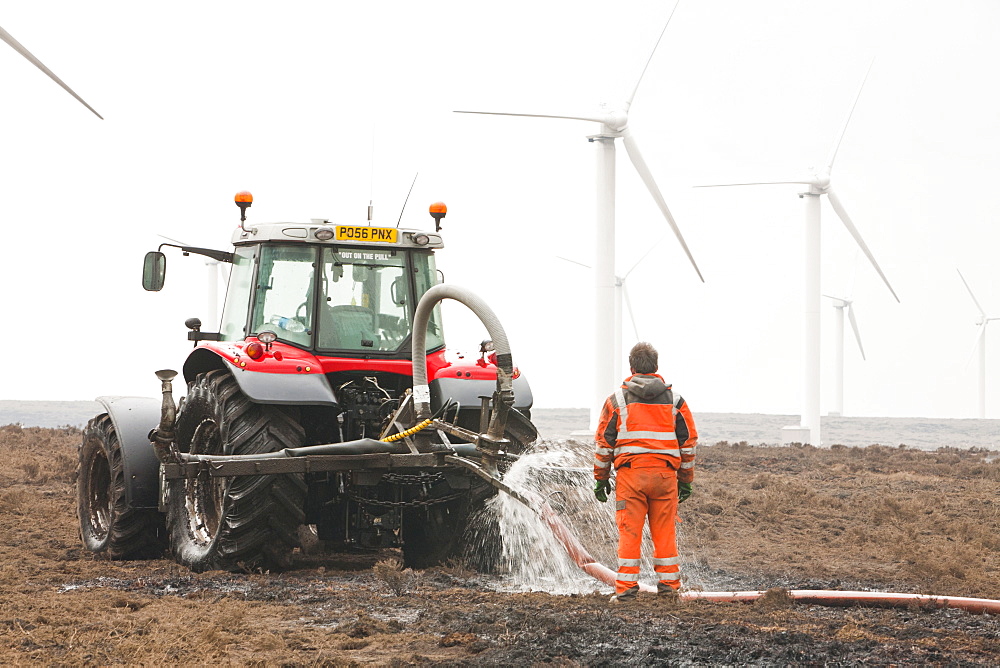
[77,414,165,559]
[166,370,307,572]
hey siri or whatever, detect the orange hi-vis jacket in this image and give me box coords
[594,374,697,483]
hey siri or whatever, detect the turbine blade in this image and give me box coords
[0,24,103,119]
[957,269,986,317]
[157,233,192,246]
[622,236,665,280]
[555,255,591,270]
[626,0,682,109]
[623,283,640,341]
[454,109,614,125]
[695,178,815,188]
[825,57,874,171]
[622,130,704,282]
[827,187,899,302]
[847,304,866,361]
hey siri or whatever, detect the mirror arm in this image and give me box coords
[157,243,234,264]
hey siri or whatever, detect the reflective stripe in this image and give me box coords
[614,446,681,457]
[596,447,614,455]
[652,556,680,566]
[618,558,641,568]
[618,430,677,440]
[680,461,695,469]
[616,572,640,582]
[680,445,696,453]
[658,573,680,582]
[615,389,628,425]
[594,459,612,469]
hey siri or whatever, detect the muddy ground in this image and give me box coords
[1,425,999,666]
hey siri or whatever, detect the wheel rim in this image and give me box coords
[184,418,228,546]
[85,446,112,540]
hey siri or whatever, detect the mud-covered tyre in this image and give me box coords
[77,414,165,559]
[166,370,307,572]
[402,495,473,569]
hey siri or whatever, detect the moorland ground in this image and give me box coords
[1,424,998,665]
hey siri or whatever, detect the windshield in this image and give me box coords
[245,243,443,354]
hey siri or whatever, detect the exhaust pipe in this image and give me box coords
[151,369,178,463]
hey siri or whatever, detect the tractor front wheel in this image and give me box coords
[77,414,164,559]
[166,370,307,572]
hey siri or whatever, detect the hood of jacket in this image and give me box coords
[623,374,671,401]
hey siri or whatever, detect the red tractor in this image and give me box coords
[77,193,537,571]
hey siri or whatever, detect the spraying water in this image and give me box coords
[467,439,665,594]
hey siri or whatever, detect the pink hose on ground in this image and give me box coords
[536,501,1000,613]
[683,590,1000,615]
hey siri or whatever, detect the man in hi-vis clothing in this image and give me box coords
[594,341,697,602]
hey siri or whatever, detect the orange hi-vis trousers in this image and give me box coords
[614,465,680,594]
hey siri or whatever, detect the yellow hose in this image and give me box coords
[381,418,433,443]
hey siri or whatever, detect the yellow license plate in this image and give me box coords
[335,225,398,243]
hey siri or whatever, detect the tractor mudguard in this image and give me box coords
[225,368,339,406]
[183,347,339,407]
[430,375,533,412]
[95,396,162,510]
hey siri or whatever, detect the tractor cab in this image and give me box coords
[219,223,445,358]
[144,195,449,361]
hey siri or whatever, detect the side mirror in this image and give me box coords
[142,251,166,291]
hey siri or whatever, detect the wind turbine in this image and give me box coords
[557,239,663,382]
[699,60,899,445]
[957,269,998,418]
[1,24,102,118]
[824,294,865,417]
[456,0,703,426]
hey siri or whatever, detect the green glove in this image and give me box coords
[678,481,692,503]
[594,479,611,503]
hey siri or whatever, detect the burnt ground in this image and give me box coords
[1,424,999,665]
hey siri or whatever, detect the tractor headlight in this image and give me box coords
[315,227,335,241]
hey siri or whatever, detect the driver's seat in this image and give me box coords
[322,305,378,349]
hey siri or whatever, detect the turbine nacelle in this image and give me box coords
[811,170,832,192]
[597,104,629,133]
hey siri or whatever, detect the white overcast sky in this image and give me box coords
[3,1,1000,419]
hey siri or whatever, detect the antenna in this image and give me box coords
[396,173,419,228]
[368,123,376,224]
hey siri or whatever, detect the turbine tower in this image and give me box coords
[700,60,899,445]
[957,269,997,418]
[456,1,703,427]
[824,294,865,417]
[1,24,102,118]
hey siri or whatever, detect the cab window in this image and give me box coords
[249,245,317,347]
[318,248,408,351]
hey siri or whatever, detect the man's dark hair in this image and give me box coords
[629,342,658,374]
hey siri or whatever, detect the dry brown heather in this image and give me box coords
[1,424,999,666]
